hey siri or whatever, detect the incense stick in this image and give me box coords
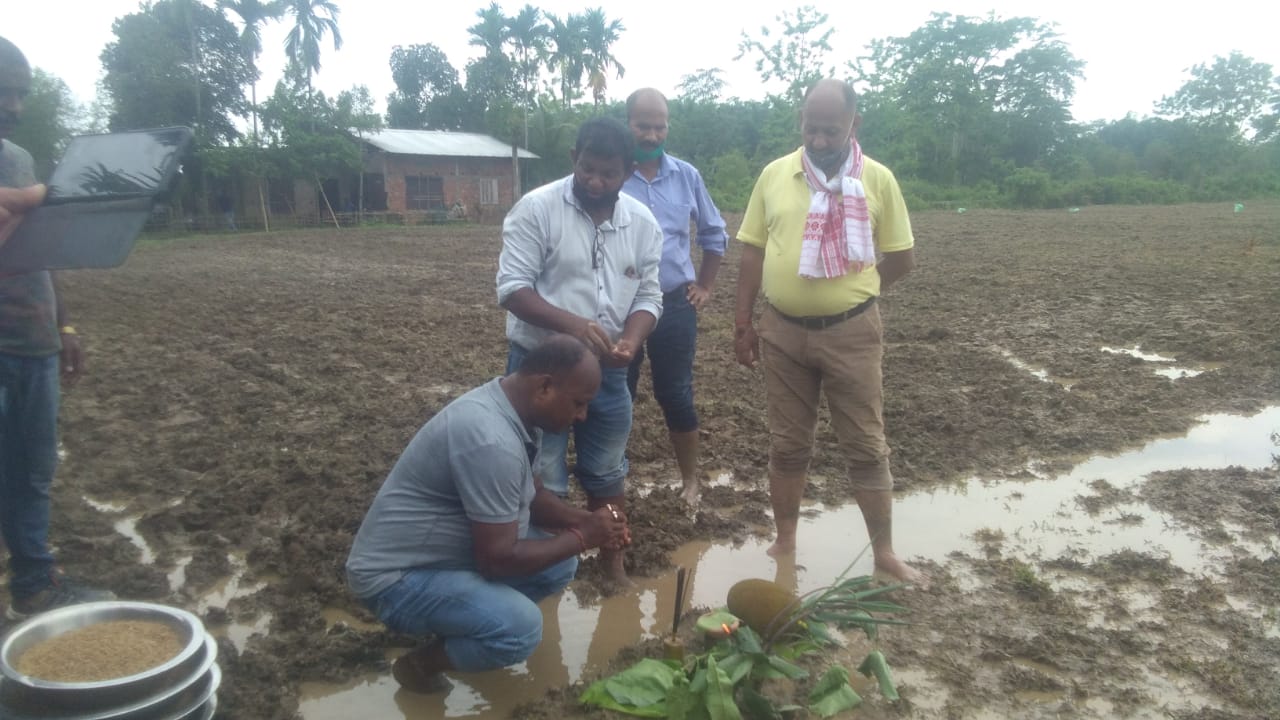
[672,567,687,637]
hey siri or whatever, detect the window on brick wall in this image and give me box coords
[480,178,499,206]
[406,176,444,210]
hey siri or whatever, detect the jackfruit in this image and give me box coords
[726,579,799,636]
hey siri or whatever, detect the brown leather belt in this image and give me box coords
[771,296,876,330]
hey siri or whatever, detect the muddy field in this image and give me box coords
[3,201,1276,719]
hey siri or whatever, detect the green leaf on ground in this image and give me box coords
[808,666,863,717]
[578,658,679,717]
[857,650,900,701]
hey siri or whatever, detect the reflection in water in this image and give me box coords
[299,407,1278,719]
[996,347,1077,389]
[113,515,155,565]
[197,553,274,653]
[210,612,273,654]
[168,554,193,594]
[1099,345,1222,379]
[197,553,266,613]
[85,496,127,513]
[896,407,1279,575]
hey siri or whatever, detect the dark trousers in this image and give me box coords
[627,287,698,433]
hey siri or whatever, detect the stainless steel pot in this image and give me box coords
[0,601,208,716]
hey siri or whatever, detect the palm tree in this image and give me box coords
[283,0,343,88]
[467,2,508,58]
[465,3,517,127]
[582,7,625,106]
[219,0,284,231]
[546,12,586,106]
[218,0,284,139]
[506,4,548,106]
[505,4,548,147]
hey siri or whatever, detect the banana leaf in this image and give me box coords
[808,666,863,717]
[578,658,680,717]
[857,650,900,701]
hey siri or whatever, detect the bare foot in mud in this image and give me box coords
[766,537,796,557]
[874,555,928,588]
[392,648,453,694]
[679,483,700,507]
[602,549,636,588]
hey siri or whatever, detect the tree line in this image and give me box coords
[11,1,1280,220]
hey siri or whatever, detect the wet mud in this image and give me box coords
[1,201,1275,718]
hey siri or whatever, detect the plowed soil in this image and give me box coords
[3,201,1276,719]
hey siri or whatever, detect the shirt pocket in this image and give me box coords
[613,273,642,306]
[663,203,695,238]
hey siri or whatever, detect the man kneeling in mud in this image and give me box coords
[346,334,630,693]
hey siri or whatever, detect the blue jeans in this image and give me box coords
[506,343,631,499]
[364,555,577,672]
[627,288,699,433]
[0,353,60,599]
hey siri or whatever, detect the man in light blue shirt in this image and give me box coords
[497,117,662,584]
[622,88,728,505]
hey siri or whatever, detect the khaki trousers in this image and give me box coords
[758,303,893,491]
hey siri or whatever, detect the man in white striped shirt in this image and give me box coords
[497,117,663,585]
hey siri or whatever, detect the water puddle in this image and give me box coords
[218,612,273,653]
[1224,595,1280,640]
[707,470,735,488]
[168,554,194,594]
[84,497,127,513]
[196,554,266,613]
[896,407,1277,574]
[1100,345,1222,379]
[113,516,155,565]
[997,348,1076,388]
[198,553,274,653]
[87,497,194,589]
[298,407,1278,719]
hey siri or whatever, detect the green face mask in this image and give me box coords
[634,143,665,162]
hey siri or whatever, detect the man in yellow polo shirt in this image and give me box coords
[733,78,921,584]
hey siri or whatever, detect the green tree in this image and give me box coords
[1255,78,1280,142]
[705,149,755,211]
[855,12,1084,184]
[506,4,548,110]
[259,66,380,221]
[464,54,519,134]
[9,69,81,180]
[100,0,253,144]
[545,12,586,106]
[735,5,834,103]
[217,0,285,140]
[676,68,727,103]
[581,7,625,106]
[283,0,342,87]
[1156,52,1275,138]
[466,2,520,140]
[386,44,468,130]
[1004,166,1052,207]
[467,2,508,57]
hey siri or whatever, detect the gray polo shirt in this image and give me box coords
[345,378,540,599]
[496,176,664,351]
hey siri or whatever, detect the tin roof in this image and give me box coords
[361,129,539,159]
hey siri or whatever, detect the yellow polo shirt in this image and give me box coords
[737,147,914,317]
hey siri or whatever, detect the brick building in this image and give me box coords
[354,129,539,222]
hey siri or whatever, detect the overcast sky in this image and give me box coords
[7,0,1280,126]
